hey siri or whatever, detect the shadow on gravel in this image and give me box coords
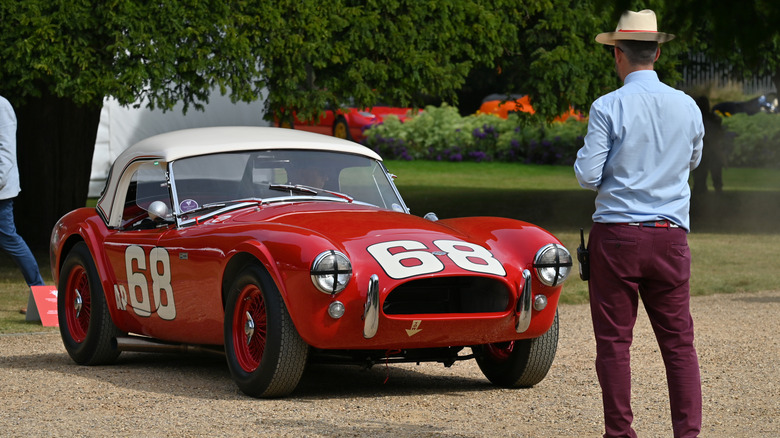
[294,363,492,400]
[733,292,780,304]
[1,348,498,401]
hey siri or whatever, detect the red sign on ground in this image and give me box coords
[30,285,59,327]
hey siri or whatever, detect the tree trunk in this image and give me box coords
[13,90,102,251]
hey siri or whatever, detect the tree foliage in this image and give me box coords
[0,0,778,249]
[0,0,534,248]
[600,0,780,91]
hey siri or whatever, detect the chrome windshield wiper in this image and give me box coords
[268,184,318,195]
[178,200,262,221]
[180,202,226,216]
[268,184,354,202]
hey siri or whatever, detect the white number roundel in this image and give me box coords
[123,245,176,320]
[433,240,506,276]
[367,240,445,279]
[367,239,505,279]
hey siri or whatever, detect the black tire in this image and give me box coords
[473,310,559,388]
[58,242,122,365]
[224,264,309,398]
[332,116,352,140]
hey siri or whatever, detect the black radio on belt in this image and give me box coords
[577,228,590,281]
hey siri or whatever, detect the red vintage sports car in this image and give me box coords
[50,127,572,398]
[277,104,419,142]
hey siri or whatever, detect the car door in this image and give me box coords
[102,163,180,338]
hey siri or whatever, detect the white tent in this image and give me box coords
[89,90,269,197]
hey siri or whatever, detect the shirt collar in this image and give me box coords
[624,69,659,84]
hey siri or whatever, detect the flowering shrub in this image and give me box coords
[363,104,587,165]
[363,104,779,168]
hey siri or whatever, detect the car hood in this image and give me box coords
[232,203,465,243]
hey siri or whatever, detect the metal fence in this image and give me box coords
[678,53,776,95]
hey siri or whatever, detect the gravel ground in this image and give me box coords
[1,290,777,437]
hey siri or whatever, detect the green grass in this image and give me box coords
[2,162,778,332]
[0,252,56,334]
[386,160,780,305]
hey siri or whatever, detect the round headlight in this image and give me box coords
[311,250,352,294]
[533,243,572,287]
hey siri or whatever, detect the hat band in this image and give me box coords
[617,29,658,33]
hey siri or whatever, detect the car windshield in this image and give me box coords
[169,150,406,219]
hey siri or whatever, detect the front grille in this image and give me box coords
[383,276,510,315]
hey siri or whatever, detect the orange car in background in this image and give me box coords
[478,94,584,122]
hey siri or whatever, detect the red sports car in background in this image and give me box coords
[277,104,419,142]
[50,127,571,398]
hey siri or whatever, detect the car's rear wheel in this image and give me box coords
[224,264,308,398]
[278,114,295,129]
[332,116,352,140]
[58,242,122,365]
[473,310,558,388]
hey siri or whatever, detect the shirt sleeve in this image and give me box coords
[574,101,611,191]
[0,100,17,191]
[689,108,704,171]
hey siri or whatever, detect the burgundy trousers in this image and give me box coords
[588,223,702,438]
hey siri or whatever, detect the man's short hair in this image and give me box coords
[616,40,658,65]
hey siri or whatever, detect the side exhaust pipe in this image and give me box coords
[116,336,224,356]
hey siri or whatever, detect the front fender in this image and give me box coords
[221,228,348,345]
[436,216,568,336]
[50,208,116,296]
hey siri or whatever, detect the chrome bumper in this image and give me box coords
[363,274,379,338]
[516,269,532,333]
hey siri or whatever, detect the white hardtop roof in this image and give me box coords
[115,126,381,167]
[98,126,382,226]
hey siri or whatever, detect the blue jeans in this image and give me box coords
[0,198,44,286]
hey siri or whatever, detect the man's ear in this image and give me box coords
[654,47,661,62]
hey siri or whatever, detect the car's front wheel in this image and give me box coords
[473,310,559,388]
[224,265,309,398]
[58,242,122,365]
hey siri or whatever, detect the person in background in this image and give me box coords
[0,95,45,316]
[574,10,704,438]
[692,96,726,195]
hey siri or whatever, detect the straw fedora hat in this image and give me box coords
[595,9,675,45]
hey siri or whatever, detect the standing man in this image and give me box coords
[0,95,45,317]
[574,10,703,438]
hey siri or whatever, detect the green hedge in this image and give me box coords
[363,104,586,165]
[362,104,780,168]
[721,113,780,168]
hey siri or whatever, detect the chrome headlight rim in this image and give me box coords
[310,250,352,294]
[533,243,572,287]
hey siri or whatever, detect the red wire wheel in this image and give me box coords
[232,284,268,372]
[63,264,91,343]
[57,242,121,365]
[224,265,309,398]
[474,311,559,388]
[483,340,515,362]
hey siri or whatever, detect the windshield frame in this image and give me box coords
[167,149,409,227]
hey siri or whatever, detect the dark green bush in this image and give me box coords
[721,113,780,168]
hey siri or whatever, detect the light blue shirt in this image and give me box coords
[0,96,20,200]
[574,70,703,231]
